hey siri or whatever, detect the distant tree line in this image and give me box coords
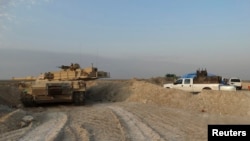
[165,73,177,78]
[165,73,179,81]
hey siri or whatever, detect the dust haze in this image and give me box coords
[1,48,249,80]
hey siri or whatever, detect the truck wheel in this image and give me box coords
[21,92,35,107]
[237,87,242,90]
[73,92,85,105]
[202,87,211,90]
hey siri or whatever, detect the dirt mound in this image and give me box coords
[86,80,132,102]
[127,80,193,106]
[188,91,250,116]
[128,80,250,116]
[242,81,250,90]
[0,85,21,108]
[87,79,250,116]
[136,77,174,86]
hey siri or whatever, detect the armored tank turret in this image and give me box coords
[14,63,110,106]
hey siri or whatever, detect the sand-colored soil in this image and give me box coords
[1,79,250,141]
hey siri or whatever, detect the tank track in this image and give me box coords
[72,91,85,105]
[20,92,35,107]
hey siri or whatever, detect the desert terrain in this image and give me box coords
[1,78,250,141]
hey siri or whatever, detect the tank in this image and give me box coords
[13,63,110,106]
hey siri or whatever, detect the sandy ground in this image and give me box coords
[1,79,250,141]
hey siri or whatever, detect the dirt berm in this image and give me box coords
[1,79,250,140]
[87,79,250,116]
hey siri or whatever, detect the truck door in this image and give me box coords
[173,79,183,89]
[182,78,193,91]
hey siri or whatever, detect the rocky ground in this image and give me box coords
[1,78,250,141]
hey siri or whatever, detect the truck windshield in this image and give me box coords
[174,79,182,84]
[184,79,190,84]
[231,79,240,82]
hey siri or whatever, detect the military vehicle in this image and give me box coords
[13,63,109,106]
[163,69,236,93]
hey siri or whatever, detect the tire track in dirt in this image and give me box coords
[109,110,126,141]
[0,124,32,141]
[109,106,164,141]
[118,103,250,141]
[50,105,79,141]
[19,112,67,141]
[68,104,125,141]
[59,114,90,141]
[0,109,31,141]
[120,104,204,141]
[0,109,20,134]
[41,105,90,141]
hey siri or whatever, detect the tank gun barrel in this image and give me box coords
[58,65,70,70]
[97,71,110,78]
[58,63,80,70]
[12,76,36,81]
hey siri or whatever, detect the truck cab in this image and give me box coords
[173,78,194,91]
[164,78,195,92]
[227,77,242,90]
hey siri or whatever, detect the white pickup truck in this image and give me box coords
[227,77,242,90]
[163,78,236,93]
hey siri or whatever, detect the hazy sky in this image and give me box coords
[0,0,250,80]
